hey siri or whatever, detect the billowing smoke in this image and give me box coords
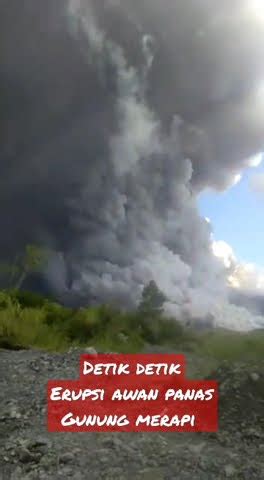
[1,0,264,329]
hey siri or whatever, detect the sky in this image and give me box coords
[198,157,264,268]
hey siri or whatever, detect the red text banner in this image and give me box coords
[47,354,218,432]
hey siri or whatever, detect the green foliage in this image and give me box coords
[8,289,47,308]
[0,291,67,351]
[43,302,73,327]
[0,306,68,351]
[63,306,144,353]
[0,291,16,309]
[195,329,264,363]
[136,313,195,348]
[22,244,50,274]
[138,280,167,316]
[64,306,103,342]
[0,244,52,290]
[0,287,263,360]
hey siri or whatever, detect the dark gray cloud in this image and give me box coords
[1,0,264,328]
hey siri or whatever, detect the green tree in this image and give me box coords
[0,244,51,290]
[138,280,167,316]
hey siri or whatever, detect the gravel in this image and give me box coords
[0,347,263,479]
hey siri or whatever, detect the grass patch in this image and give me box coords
[195,329,264,363]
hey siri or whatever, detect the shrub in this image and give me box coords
[0,291,15,309]
[7,289,47,308]
[43,302,73,328]
[0,305,68,351]
[134,312,187,346]
[64,307,103,342]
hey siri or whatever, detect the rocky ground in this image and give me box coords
[0,347,263,480]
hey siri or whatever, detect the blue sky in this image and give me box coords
[198,161,264,268]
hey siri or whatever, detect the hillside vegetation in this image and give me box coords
[0,288,263,366]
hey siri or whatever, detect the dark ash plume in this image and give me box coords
[1,0,264,328]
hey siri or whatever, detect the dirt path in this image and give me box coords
[0,348,263,479]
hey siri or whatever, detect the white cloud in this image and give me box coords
[247,152,263,167]
[245,0,264,21]
[210,238,264,330]
[212,240,236,269]
[212,239,264,292]
[229,262,264,291]
[232,173,242,186]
